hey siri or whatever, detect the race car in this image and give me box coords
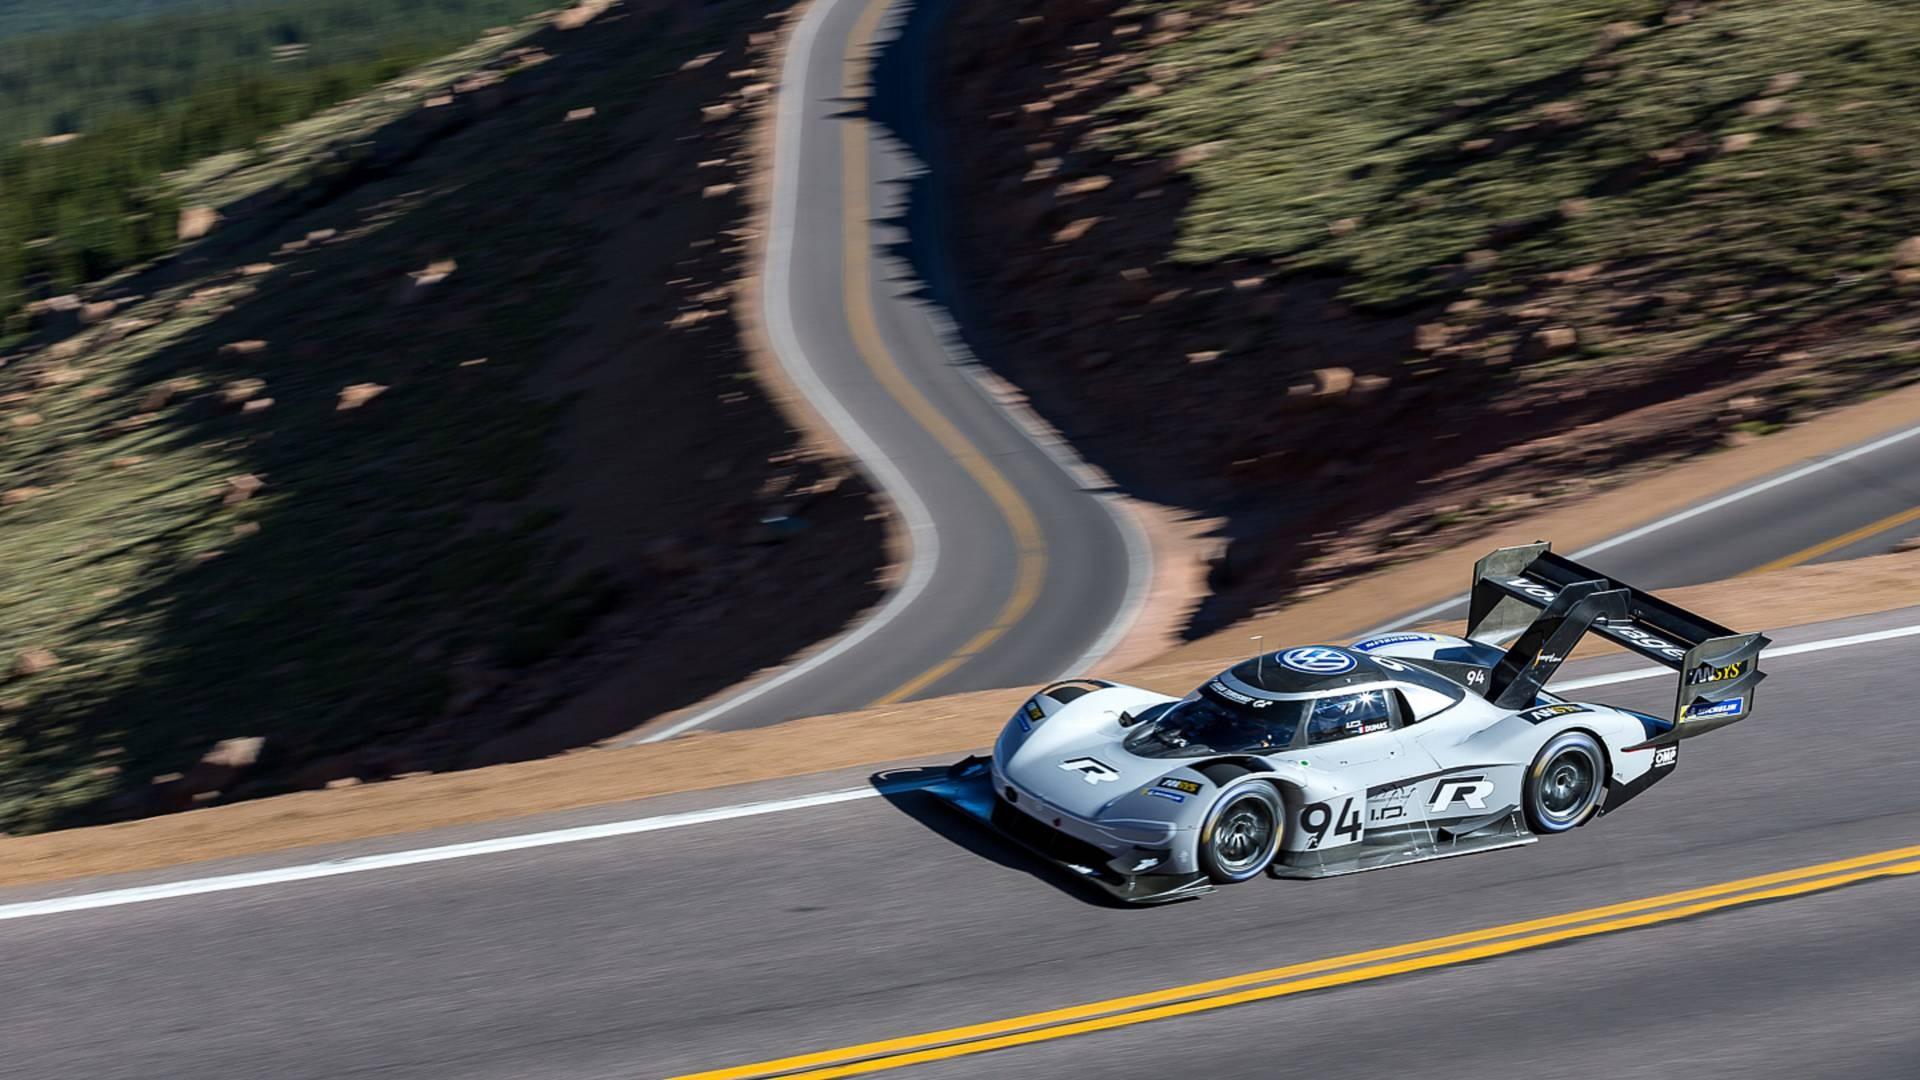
[927,542,1768,903]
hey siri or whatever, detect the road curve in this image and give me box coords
[3,607,1918,1079]
[643,0,1149,740]
[1372,420,1920,633]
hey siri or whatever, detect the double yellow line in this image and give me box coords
[837,0,1046,705]
[673,843,1920,1079]
[1743,505,1920,576]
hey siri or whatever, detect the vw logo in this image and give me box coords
[1279,647,1355,674]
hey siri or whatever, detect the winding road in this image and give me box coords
[6,1,1920,1078]
[641,0,1149,740]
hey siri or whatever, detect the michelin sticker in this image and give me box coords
[1684,698,1743,721]
[1279,647,1356,675]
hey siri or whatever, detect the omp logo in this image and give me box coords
[1429,776,1495,813]
[1279,647,1356,675]
[1058,757,1120,785]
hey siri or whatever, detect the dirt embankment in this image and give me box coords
[7,540,1919,889]
[0,0,890,832]
[935,0,1920,638]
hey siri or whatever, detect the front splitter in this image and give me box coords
[921,756,1212,905]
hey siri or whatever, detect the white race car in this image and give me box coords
[930,543,1767,903]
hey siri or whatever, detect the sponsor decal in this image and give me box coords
[1505,577,1559,603]
[1518,702,1587,724]
[1684,698,1744,721]
[1352,633,1435,652]
[1129,856,1162,873]
[1598,618,1688,660]
[1016,699,1043,732]
[1686,660,1749,686]
[1653,746,1679,768]
[1158,778,1201,795]
[1207,679,1257,705]
[1147,788,1187,804]
[1369,784,1415,824]
[1058,757,1120,785]
[1279,647,1356,675]
[1430,776,1495,813]
[1534,652,1565,666]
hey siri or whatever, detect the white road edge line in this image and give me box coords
[6,621,1915,923]
[0,789,883,923]
[1358,421,1920,637]
[637,0,938,743]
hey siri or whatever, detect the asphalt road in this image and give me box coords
[4,607,1918,1080]
[1376,420,1920,631]
[1570,421,1920,588]
[650,0,1146,739]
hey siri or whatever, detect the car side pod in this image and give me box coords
[924,756,1213,904]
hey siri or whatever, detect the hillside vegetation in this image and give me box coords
[0,0,886,833]
[0,1,261,41]
[0,0,558,326]
[942,0,1920,631]
[1102,0,1920,333]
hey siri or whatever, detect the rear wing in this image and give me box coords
[1466,542,1767,737]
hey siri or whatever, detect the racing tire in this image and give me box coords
[1198,784,1284,884]
[1525,731,1606,834]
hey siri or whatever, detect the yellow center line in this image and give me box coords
[1743,504,1920,576]
[670,843,1920,1080]
[835,0,1046,706]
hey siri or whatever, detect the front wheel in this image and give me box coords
[1198,784,1284,884]
[1525,731,1606,833]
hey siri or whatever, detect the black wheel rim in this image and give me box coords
[1537,745,1599,825]
[1212,799,1274,874]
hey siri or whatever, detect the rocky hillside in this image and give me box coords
[0,0,888,832]
[939,0,1920,633]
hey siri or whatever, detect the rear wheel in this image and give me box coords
[1525,731,1606,833]
[1198,784,1283,884]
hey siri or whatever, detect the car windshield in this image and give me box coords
[1124,682,1305,758]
